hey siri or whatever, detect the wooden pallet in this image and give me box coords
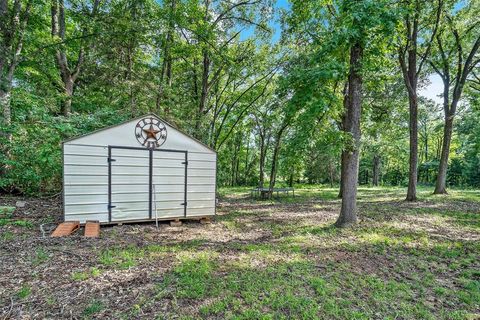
[51,221,80,237]
[84,220,100,238]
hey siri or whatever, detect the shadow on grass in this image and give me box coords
[359,199,480,230]
[116,237,479,320]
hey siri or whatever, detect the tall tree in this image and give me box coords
[430,2,480,194]
[51,0,100,116]
[180,0,272,139]
[0,0,32,136]
[336,0,396,226]
[397,0,442,201]
[156,0,176,112]
[284,0,396,225]
[336,41,363,227]
[0,0,33,177]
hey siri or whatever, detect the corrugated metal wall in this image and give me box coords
[64,144,110,223]
[63,116,216,223]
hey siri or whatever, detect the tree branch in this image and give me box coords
[417,0,442,77]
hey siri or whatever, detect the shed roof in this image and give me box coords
[63,113,216,153]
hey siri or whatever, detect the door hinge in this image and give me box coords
[182,161,188,165]
[181,202,187,206]
[108,205,116,209]
[108,158,116,163]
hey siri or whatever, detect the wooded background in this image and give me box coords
[1,0,479,200]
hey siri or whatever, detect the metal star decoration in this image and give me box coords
[143,125,160,140]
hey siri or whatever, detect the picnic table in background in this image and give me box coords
[250,187,295,199]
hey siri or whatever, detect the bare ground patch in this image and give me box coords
[1,188,479,319]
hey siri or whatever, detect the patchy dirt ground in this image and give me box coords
[0,187,479,319]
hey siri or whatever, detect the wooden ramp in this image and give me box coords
[84,221,100,238]
[51,221,80,237]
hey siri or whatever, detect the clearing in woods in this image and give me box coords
[0,186,479,319]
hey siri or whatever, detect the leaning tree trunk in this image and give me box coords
[434,116,454,194]
[336,42,363,227]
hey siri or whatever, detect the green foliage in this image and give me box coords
[0,231,14,242]
[82,300,104,317]
[1,106,129,194]
[71,267,102,281]
[0,0,479,195]
[99,245,145,269]
[2,186,478,318]
[17,285,32,299]
[0,210,33,228]
[0,206,15,214]
[32,248,49,266]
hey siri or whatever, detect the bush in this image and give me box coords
[1,106,128,195]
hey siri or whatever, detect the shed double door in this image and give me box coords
[108,146,187,223]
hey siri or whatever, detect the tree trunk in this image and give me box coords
[372,154,380,186]
[1,0,31,126]
[434,116,453,194]
[258,134,266,188]
[424,127,428,162]
[268,124,288,196]
[401,25,419,201]
[0,88,11,128]
[0,0,32,176]
[0,83,12,178]
[62,77,74,116]
[244,140,249,183]
[0,86,12,173]
[51,0,87,117]
[336,42,363,228]
[406,94,418,200]
[431,34,480,194]
[398,0,442,199]
[268,143,280,192]
[329,160,335,187]
[338,82,348,198]
[436,137,442,160]
[235,156,240,185]
[196,50,210,133]
[156,0,176,112]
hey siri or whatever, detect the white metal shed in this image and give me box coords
[63,114,216,224]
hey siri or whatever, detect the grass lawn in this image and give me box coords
[0,186,479,319]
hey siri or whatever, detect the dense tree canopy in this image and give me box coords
[1,0,479,212]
